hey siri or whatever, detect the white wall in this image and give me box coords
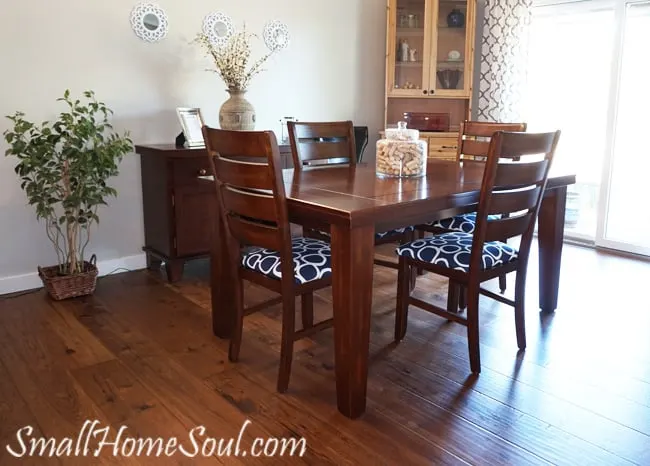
[0,0,387,293]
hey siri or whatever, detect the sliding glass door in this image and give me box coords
[524,0,650,256]
[524,1,615,241]
[597,1,650,255]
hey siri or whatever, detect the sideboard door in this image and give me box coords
[173,186,215,257]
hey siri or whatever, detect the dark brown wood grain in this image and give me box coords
[395,130,562,374]
[288,121,357,168]
[1,245,648,465]
[420,120,529,290]
[136,143,293,283]
[202,127,334,395]
[210,154,574,418]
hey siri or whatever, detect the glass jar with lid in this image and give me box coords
[376,121,427,178]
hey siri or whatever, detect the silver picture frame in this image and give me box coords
[176,107,206,148]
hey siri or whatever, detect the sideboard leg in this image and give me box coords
[146,253,162,271]
[164,260,184,283]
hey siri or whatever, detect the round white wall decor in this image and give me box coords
[203,12,234,48]
[263,20,290,51]
[130,2,169,42]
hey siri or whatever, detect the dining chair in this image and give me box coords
[202,126,335,393]
[395,130,561,373]
[417,120,528,298]
[288,120,417,270]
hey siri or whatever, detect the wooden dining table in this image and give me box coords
[207,159,576,419]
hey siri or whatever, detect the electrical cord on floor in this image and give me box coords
[0,266,136,301]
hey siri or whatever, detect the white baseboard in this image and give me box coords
[0,253,147,296]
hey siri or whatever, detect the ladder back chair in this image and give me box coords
[202,126,335,393]
[288,120,417,272]
[395,130,561,373]
[417,120,528,296]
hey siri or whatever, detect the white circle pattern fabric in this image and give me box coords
[396,232,518,272]
[242,237,331,284]
[426,212,501,234]
[130,3,169,42]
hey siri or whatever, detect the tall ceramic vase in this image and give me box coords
[219,88,256,131]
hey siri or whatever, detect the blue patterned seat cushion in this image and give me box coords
[315,226,415,241]
[242,237,331,284]
[425,212,500,234]
[396,232,518,272]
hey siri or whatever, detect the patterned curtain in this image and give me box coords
[477,0,533,122]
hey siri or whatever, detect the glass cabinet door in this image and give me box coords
[388,0,433,97]
[431,0,473,96]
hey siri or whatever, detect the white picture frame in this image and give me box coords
[176,108,205,148]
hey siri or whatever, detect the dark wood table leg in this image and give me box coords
[537,186,567,314]
[210,209,236,338]
[330,224,375,419]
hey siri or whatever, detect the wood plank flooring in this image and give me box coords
[0,243,648,465]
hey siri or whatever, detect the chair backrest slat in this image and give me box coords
[461,140,490,157]
[493,160,549,189]
[498,131,557,159]
[487,185,542,215]
[462,121,528,138]
[228,216,284,252]
[214,157,274,191]
[220,185,278,223]
[294,140,352,163]
[288,121,356,169]
[457,121,528,162]
[470,130,561,272]
[484,212,534,243]
[202,126,292,274]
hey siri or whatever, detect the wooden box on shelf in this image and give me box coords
[136,143,293,282]
[384,0,476,158]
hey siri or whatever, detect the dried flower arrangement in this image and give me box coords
[194,27,275,91]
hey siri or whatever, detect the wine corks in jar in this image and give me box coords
[376,122,427,177]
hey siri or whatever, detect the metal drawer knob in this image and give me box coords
[198,168,208,176]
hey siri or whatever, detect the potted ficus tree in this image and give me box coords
[3,90,133,300]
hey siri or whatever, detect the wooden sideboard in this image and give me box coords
[136,143,293,282]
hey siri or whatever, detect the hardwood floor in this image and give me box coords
[0,243,649,465]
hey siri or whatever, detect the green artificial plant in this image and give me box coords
[3,90,133,275]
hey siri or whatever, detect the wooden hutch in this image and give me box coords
[384,0,476,159]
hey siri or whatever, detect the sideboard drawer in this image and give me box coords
[428,137,458,161]
[172,157,212,187]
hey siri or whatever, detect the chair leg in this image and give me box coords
[514,271,527,350]
[301,293,314,330]
[466,283,481,374]
[459,285,467,311]
[228,278,245,363]
[409,265,417,292]
[499,274,507,293]
[277,293,296,393]
[395,257,411,341]
[446,280,460,313]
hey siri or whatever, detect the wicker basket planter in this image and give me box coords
[37,255,98,300]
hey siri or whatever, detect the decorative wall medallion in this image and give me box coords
[263,20,290,51]
[130,2,169,42]
[203,12,234,48]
